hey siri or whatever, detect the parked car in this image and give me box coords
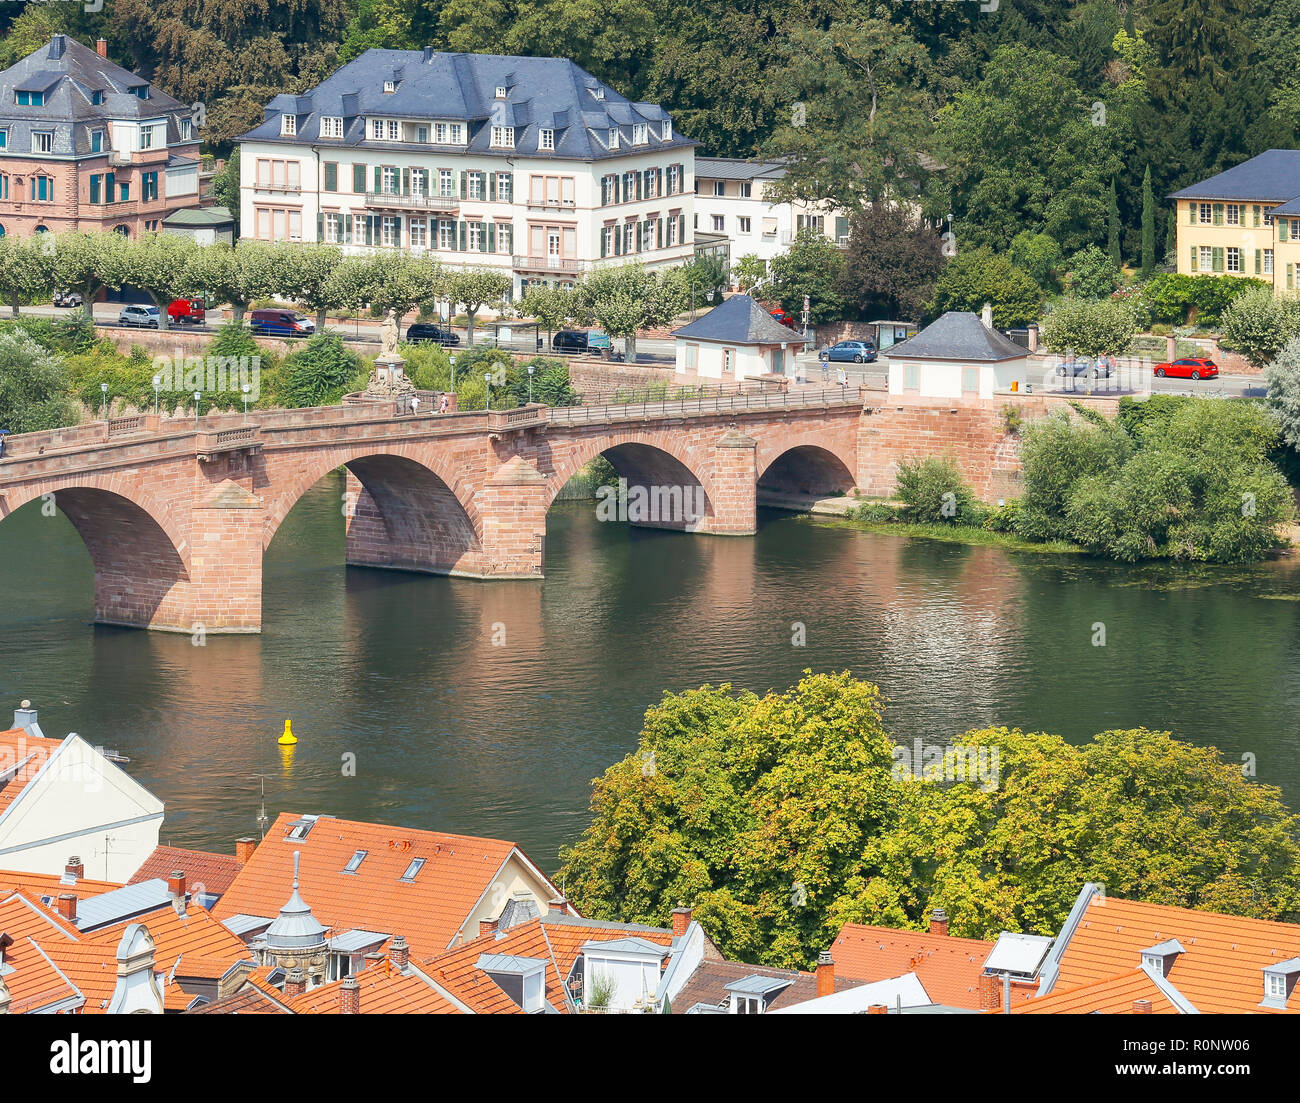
[551,329,591,353]
[53,290,83,308]
[819,340,877,364]
[168,298,206,326]
[118,304,160,328]
[249,308,315,337]
[1154,356,1219,380]
[769,308,799,329]
[405,322,460,346]
[1055,357,1113,379]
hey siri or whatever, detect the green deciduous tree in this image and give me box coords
[0,236,55,318]
[517,286,576,350]
[1265,334,1300,452]
[1220,287,1300,368]
[278,331,365,407]
[765,230,846,325]
[1040,297,1139,360]
[842,205,944,321]
[445,268,513,347]
[50,232,131,322]
[1063,244,1122,299]
[928,248,1044,328]
[732,254,767,295]
[0,329,79,432]
[121,233,201,331]
[278,244,345,332]
[574,263,686,363]
[1107,177,1122,266]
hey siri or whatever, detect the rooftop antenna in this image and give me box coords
[250,774,271,838]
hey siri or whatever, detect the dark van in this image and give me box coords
[551,329,590,353]
[406,322,460,346]
[249,309,315,336]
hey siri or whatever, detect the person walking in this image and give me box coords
[837,365,848,389]
[439,393,450,414]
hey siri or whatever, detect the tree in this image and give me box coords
[765,230,846,325]
[1141,166,1157,279]
[1017,409,1132,542]
[1008,232,1064,293]
[278,244,345,332]
[574,263,686,363]
[445,268,512,346]
[517,286,576,350]
[121,233,201,331]
[321,258,378,332]
[0,329,79,433]
[1063,245,1122,299]
[1220,287,1300,368]
[50,232,131,322]
[1266,334,1300,451]
[928,249,1044,328]
[211,149,240,230]
[1039,297,1139,359]
[763,18,936,211]
[732,254,767,294]
[364,251,442,320]
[186,240,281,323]
[279,332,364,407]
[1107,177,1122,266]
[842,205,944,321]
[0,236,55,318]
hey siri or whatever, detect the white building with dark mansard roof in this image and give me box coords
[236,49,699,299]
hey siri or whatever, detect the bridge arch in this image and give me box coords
[545,431,718,532]
[0,479,191,627]
[262,445,484,576]
[757,442,857,500]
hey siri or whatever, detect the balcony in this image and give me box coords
[512,255,581,273]
[365,191,459,212]
[526,198,577,212]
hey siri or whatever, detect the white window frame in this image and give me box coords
[321,117,343,139]
[712,181,725,197]
[738,216,751,234]
[539,128,554,151]
[1199,245,1213,269]
[663,120,672,141]
[1266,973,1286,999]
[449,123,464,144]
[1264,248,1275,275]
[1226,246,1241,272]
[281,114,296,137]
[438,219,454,249]
[608,127,620,150]
[139,124,157,150]
[495,85,508,99]
[1198,202,1212,224]
[633,123,648,145]
[491,125,514,149]
[31,130,53,154]
[410,218,427,247]
[180,119,193,141]
[324,213,341,243]
[383,80,397,93]
[1225,204,1240,226]
[371,119,384,140]
[711,214,724,232]
[386,119,399,141]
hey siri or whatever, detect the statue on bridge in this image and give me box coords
[368,308,414,399]
[380,309,400,358]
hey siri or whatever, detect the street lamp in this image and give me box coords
[527,363,535,404]
[242,383,251,423]
[100,382,108,420]
[484,371,492,410]
[152,374,161,417]
[193,391,201,426]
[449,354,457,394]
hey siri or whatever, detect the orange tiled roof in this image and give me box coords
[287,963,466,1014]
[831,923,997,1010]
[1049,894,1300,1014]
[89,902,249,978]
[212,813,548,959]
[186,983,289,1014]
[0,892,84,1013]
[39,939,126,1013]
[0,728,64,817]
[0,869,125,902]
[1015,968,1178,1014]
[128,845,242,896]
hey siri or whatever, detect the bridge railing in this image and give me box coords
[547,386,865,424]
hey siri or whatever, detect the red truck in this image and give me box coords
[167,299,207,325]
[760,302,799,329]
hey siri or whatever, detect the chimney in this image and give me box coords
[235,837,256,865]
[671,906,692,939]
[168,869,186,899]
[388,935,409,971]
[12,701,37,734]
[981,302,994,329]
[0,932,12,967]
[65,856,84,880]
[283,967,306,999]
[96,38,108,58]
[929,907,949,938]
[50,35,66,60]
[422,45,434,63]
[1133,999,1152,1014]
[816,950,835,998]
[1027,323,1039,353]
[479,918,498,939]
[978,971,1001,1012]
[547,896,569,916]
[56,894,77,923]
[867,1003,888,1015]
[339,975,360,1014]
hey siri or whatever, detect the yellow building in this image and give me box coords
[1170,149,1300,294]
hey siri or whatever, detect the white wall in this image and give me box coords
[888,356,1029,399]
[585,949,664,1011]
[675,339,777,381]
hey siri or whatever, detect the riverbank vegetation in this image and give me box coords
[558,672,1300,969]
[849,398,1295,564]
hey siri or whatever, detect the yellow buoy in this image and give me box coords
[278,718,298,746]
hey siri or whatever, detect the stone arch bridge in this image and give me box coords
[0,388,1032,632]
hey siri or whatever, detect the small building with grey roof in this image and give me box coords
[885,310,1029,399]
[671,293,807,381]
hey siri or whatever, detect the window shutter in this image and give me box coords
[1188,202,1195,224]
[600,228,607,258]
[479,223,487,252]
[344,213,352,245]
[636,220,643,251]
[679,213,686,244]
[460,171,467,199]
[657,167,663,196]
[1254,204,1261,227]
[506,173,514,202]
[1281,220,1291,243]
[489,173,497,201]
[1212,246,1224,272]
[1212,203,1223,225]
[636,172,643,201]
[1256,250,1262,274]
[657,217,663,249]
[402,168,410,195]
[459,221,467,251]
[488,222,496,252]
[317,212,324,242]
[373,165,381,193]
[1190,246,1197,271]
[353,164,365,193]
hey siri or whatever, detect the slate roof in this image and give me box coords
[162,206,235,227]
[238,49,696,162]
[1168,149,1300,202]
[671,294,802,345]
[0,35,193,160]
[885,311,1027,362]
[695,157,787,181]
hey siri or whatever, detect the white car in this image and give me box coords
[118,305,160,328]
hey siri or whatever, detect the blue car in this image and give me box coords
[819,340,877,364]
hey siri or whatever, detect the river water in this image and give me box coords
[2,472,1299,869]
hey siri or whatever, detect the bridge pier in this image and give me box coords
[477,457,547,578]
[704,430,758,536]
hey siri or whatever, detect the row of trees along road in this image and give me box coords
[0,232,694,360]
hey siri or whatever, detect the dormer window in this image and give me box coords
[16,91,45,107]
[477,953,548,1012]
[285,816,317,840]
[589,86,605,101]
[1261,959,1300,1008]
[633,123,648,145]
[386,119,399,141]
[91,90,104,106]
[608,127,619,150]
[180,119,193,141]
[321,116,343,139]
[491,125,514,149]
[342,849,367,873]
[663,120,672,141]
[1139,939,1185,978]
[281,114,297,137]
[399,857,425,881]
[539,128,554,151]
[383,80,397,93]
[495,85,508,100]
[1141,954,1163,975]
[131,86,149,100]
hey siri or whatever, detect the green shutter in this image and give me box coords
[657,167,663,196]
[636,172,643,201]
[344,213,352,245]
[600,226,607,258]
[459,221,467,250]
[679,213,686,244]
[1213,203,1224,225]
[1188,202,1195,224]
[505,173,513,202]
[1256,250,1262,274]
[636,220,643,252]
[489,173,497,201]
[1253,204,1261,227]
[479,222,487,252]
[317,212,324,242]
[402,167,410,195]
[657,217,664,250]
[324,163,337,191]
[488,222,496,252]
[1281,219,1291,243]
[373,165,381,193]
[1290,264,1295,291]
[1190,246,1198,272]
[1212,246,1224,272]
[460,171,467,199]
[353,164,365,193]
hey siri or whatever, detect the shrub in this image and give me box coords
[982,497,1022,533]
[1016,410,1132,541]
[853,502,898,523]
[893,456,980,524]
[1219,287,1300,368]
[0,329,79,432]
[279,332,365,407]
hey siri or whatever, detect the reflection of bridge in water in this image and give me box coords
[0,386,1087,633]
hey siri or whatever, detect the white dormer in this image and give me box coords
[632,122,648,145]
[491,125,514,149]
[1139,939,1185,978]
[662,119,672,142]
[608,127,619,150]
[281,114,296,137]
[383,80,397,94]
[477,953,547,1013]
[538,127,554,151]
[495,85,508,100]
[1261,958,1300,1009]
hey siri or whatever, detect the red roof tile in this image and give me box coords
[831,923,995,1010]
[128,846,242,896]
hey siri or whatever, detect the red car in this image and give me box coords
[1154,356,1218,380]
[167,298,206,325]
